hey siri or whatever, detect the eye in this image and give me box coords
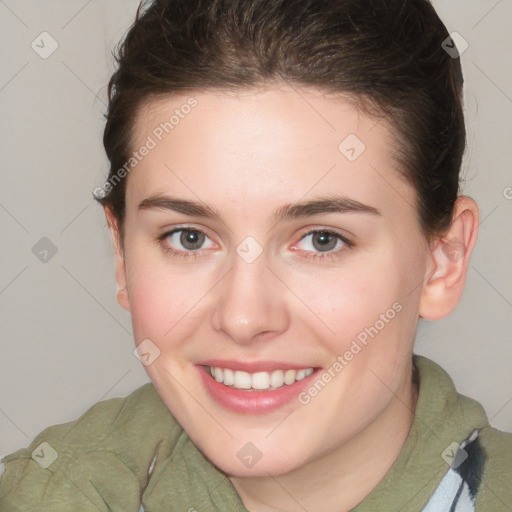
[294,229,353,260]
[159,227,215,257]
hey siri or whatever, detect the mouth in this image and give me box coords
[196,362,321,413]
[205,365,314,391]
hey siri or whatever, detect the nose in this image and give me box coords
[211,251,290,345]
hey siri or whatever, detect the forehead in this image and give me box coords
[126,85,414,221]
[133,85,389,152]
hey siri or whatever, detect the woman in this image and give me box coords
[1,0,510,510]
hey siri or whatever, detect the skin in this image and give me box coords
[105,84,479,512]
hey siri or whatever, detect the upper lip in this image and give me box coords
[198,359,318,373]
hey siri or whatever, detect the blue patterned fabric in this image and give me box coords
[422,429,485,511]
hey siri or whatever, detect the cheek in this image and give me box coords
[305,247,416,380]
[126,250,207,342]
[126,252,230,362]
[295,254,402,340]
[130,282,198,342]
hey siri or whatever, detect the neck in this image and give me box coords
[229,364,419,512]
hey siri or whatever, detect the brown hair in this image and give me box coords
[96,0,465,246]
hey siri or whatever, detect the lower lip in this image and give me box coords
[197,366,319,414]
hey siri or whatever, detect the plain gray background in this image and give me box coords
[0,0,511,458]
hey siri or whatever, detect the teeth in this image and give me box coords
[214,367,223,383]
[234,370,252,389]
[284,369,296,385]
[270,369,284,388]
[207,366,315,391]
[223,368,235,386]
[251,372,270,390]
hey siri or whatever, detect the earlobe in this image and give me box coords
[104,207,131,312]
[116,286,130,311]
[418,196,479,320]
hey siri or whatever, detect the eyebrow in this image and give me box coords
[137,194,382,223]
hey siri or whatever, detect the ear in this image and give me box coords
[104,207,131,312]
[419,196,479,320]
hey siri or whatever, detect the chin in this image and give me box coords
[198,440,307,478]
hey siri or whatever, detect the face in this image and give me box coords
[112,85,430,477]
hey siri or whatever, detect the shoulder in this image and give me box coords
[475,424,512,510]
[0,382,184,511]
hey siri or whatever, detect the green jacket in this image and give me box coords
[1,355,511,511]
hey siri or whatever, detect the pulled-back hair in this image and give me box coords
[97,0,465,245]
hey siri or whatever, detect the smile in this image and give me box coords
[207,366,315,391]
[197,362,320,413]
